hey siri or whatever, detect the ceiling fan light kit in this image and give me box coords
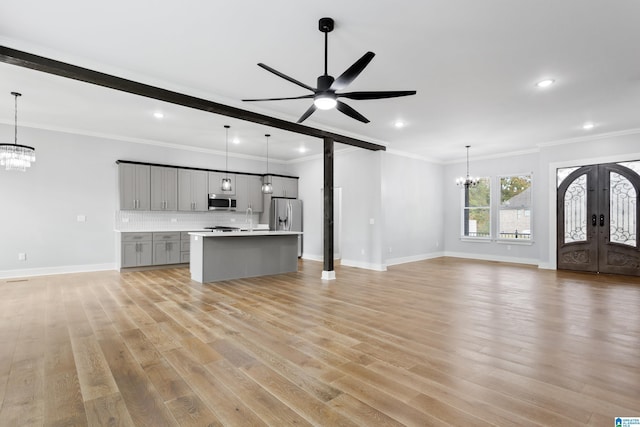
[243,17,416,123]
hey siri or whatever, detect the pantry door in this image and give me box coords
[557,162,639,276]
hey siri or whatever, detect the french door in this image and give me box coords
[557,162,639,276]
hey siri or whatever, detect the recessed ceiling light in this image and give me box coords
[232,137,240,144]
[536,79,555,88]
[298,147,307,153]
[153,111,164,119]
[582,122,595,130]
[394,120,405,129]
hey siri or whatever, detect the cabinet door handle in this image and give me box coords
[592,214,597,226]
[600,214,605,227]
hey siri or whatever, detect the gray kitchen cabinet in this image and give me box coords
[121,232,153,267]
[152,232,181,265]
[119,163,150,210]
[180,231,191,263]
[208,171,236,196]
[270,175,298,198]
[236,174,263,212]
[150,166,177,211]
[178,169,208,211]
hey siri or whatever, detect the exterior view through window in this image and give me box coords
[499,175,532,239]
[462,177,490,237]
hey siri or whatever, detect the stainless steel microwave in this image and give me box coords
[208,197,237,210]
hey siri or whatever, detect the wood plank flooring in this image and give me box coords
[0,258,639,426]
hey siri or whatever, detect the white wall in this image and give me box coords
[0,124,288,278]
[382,152,444,265]
[291,149,445,271]
[290,148,385,269]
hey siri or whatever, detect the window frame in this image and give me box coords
[497,174,533,242]
[460,176,492,241]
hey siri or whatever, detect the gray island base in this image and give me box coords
[189,231,302,283]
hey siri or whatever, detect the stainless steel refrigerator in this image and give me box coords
[270,198,303,257]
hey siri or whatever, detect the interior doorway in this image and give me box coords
[557,161,639,276]
[321,187,342,261]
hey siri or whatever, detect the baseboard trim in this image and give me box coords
[0,263,116,280]
[443,251,539,266]
[385,252,445,266]
[340,259,387,272]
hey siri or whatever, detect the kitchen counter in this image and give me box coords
[189,231,302,283]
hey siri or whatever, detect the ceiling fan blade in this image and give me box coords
[296,104,317,123]
[339,90,417,100]
[331,52,375,91]
[336,100,369,123]
[242,94,314,102]
[257,63,315,92]
[336,90,416,100]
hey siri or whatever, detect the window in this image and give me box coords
[461,177,491,238]
[498,175,532,240]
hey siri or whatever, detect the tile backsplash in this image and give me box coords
[115,210,261,231]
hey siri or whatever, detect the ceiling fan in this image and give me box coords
[242,17,417,124]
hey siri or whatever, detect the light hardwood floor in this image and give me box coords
[0,258,638,426]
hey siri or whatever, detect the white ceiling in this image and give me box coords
[1,0,640,163]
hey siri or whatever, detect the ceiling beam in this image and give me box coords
[0,45,386,152]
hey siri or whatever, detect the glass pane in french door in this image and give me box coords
[563,174,588,244]
[609,172,637,247]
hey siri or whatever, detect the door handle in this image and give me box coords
[591,214,597,226]
[599,214,605,227]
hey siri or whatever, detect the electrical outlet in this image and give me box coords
[388,247,393,253]
[435,241,439,248]
[18,253,26,261]
[171,218,178,223]
[369,218,375,225]
[361,249,365,255]
[77,215,86,222]
[507,245,512,250]
[122,217,129,223]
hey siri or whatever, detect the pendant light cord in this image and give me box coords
[12,92,21,145]
[465,145,470,178]
[265,134,270,174]
[224,125,229,179]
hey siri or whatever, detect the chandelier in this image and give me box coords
[0,92,35,172]
[456,145,479,188]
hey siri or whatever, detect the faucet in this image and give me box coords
[245,206,253,231]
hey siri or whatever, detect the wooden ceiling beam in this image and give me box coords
[0,45,386,152]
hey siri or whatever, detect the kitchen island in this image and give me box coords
[189,230,302,283]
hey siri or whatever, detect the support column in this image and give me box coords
[322,137,336,280]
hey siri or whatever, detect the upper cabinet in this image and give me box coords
[208,172,236,196]
[119,163,150,210]
[178,169,208,211]
[270,175,298,198]
[236,174,264,212]
[150,166,178,211]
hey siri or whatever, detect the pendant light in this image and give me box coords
[221,125,232,191]
[261,133,273,194]
[456,145,479,188]
[0,92,36,172]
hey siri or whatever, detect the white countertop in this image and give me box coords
[189,230,302,237]
[116,224,270,233]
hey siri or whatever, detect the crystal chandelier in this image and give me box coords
[456,145,479,188]
[0,92,35,172]
[221,125,232,191]
[261,133,273,194]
